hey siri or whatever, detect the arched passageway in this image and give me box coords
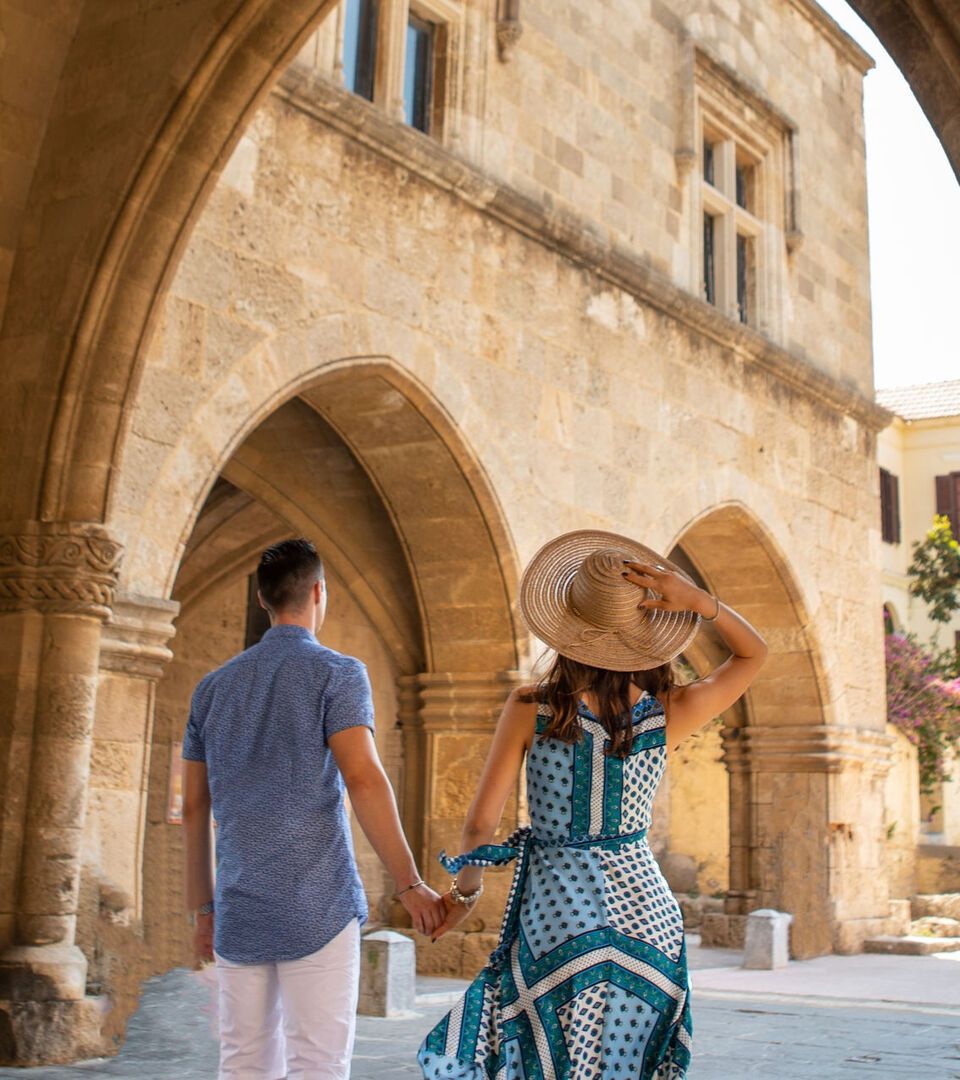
[73,360,525,1044]
[666,503,891,958]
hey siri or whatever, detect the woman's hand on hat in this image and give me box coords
[621,561,711,615]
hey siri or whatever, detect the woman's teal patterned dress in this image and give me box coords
[418,693,691,1079]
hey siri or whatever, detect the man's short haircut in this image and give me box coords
[257,538,324,612]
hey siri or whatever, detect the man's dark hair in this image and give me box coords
[256,539,324,613]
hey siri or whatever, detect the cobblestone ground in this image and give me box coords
[3,966,960,1079]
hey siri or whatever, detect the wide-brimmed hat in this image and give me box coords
[518,529,701,671]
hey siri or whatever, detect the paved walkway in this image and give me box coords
[3,939,960,1078]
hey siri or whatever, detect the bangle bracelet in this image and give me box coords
[702,595,721,622]
[451,877,483,906]
[394,878,425,899]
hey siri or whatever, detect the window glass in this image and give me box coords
[404,14,434,132]
[703,213,716,306]
[703,139,715,186]
[735,158,755,213]
[736,233,748,323]
[344,0,378,102]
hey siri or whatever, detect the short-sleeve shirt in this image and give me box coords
[182,623,374,964]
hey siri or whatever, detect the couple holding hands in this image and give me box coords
[184,531,765,1079]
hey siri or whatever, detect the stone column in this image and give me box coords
[707,722,896,957]
[396,670,523,976]
[87,593,179,925]
[0,522,122,1065]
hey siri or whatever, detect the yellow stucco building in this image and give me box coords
[877,380,960,882]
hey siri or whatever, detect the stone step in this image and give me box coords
[912,893,960,921]
[864,934,960,956]
[909,916,960,938]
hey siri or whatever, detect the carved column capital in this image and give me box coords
[398,670,524,733]
[0,522,123,620]
[722,724,896,775]
[99,592,180,680]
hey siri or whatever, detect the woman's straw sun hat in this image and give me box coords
[518,529,701,671]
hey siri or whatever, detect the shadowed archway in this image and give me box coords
[669,503,838,957]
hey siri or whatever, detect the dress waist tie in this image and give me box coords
[438,826,648,970]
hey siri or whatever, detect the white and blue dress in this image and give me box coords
[418,693,692,1079]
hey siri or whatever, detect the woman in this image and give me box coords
[418,530,767,1079]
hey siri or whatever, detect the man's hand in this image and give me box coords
[193,912,214,966]
[398,883,446,936]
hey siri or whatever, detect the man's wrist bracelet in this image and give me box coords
[394,878,425,899]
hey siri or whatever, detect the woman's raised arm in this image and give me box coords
[622,561,767,749]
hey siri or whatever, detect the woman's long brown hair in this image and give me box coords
[521,654,673,759]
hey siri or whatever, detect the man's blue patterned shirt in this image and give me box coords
[182,623,374,963]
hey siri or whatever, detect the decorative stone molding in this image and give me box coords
[722,724,895,775]
[99,592,180,680]
[0,523,122,620]
[274,72,892,433]
[398,670,524,732]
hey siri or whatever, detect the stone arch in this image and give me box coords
[668,501,836,957]
[118,355,521,674]
[94,352,523,992]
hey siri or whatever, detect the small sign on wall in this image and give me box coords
[167,745,184,825]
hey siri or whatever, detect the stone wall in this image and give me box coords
[98,64,892,964]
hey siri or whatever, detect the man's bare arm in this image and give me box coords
[329,726,444,936]
[183,759,215,962]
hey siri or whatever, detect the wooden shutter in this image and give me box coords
[880,468,900,544]
[936,473,960,537]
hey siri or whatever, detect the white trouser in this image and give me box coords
[215,918,360,1080]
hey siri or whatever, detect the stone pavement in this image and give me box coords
[3,939,960,1079]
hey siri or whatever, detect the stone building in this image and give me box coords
[1,0,954,1065]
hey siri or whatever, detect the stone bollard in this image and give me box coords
[358,930,416,1017]
[743,909,792,969]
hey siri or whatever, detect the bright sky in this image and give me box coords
[815,0,959,391]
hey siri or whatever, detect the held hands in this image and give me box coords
[621,561,717,618]
[431,891,475,943]
[398,882,446,937]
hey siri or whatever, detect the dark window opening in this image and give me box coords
[735,161,754,211]
[703,213,716,306]
[736,233,754,325]
[880,468,901,545]
[883,605,895,635]
[703,139,715,186]
[244,573,272,649]
[343,0,378,102]
[404,14,435,133]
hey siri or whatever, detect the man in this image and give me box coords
[182,538,443,1079]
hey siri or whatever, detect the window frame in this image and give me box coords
[691,50,794,342]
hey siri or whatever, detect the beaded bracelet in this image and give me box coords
[451,877,484,906]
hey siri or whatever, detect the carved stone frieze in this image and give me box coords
[0,523,123,620]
